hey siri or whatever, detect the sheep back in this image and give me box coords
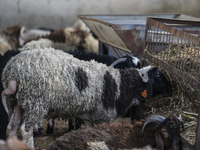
[2,48,121,130]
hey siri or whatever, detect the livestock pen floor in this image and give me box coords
[34,119,69,150]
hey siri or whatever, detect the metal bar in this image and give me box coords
[144,18,149,51]
[169,32,174,63]
[78,15,111,26]
[144,51,200,90]
[163,30,169,62]
[150,17,200,26]
[147,25,151,54]
[161,30,165,61]
[181,39,187,72]
[178,38,183,70]
[146,18,200,45]
[175,37,179,68]
[166,33,171,65]
[154,27,159,64]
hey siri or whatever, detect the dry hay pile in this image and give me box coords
[155,43,200,80]
[143,58,199,145]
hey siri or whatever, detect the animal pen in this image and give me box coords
[79,14,200,150]
[144,17,200,149]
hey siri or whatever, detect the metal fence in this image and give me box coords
[143,17,200,149]
[144,17,200,91]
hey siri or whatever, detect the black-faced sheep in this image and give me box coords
[0,50,20,140]
[1,48,170,148]
[48,115,184,150]
[0,25,25,55]
[65,50,141,132]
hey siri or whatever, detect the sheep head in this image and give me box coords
[142,115,184,150]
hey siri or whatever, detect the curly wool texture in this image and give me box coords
[2,48,121,131]
[48,120,155,150]
[19,38,77,52]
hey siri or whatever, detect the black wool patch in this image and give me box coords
[101,71,117,110]
[74,68,88,93]
[116,68,142,115]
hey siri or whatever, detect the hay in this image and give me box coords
[142,58,199,145]
[155,43,200,80]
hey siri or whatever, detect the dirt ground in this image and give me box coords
[34,119,69,150]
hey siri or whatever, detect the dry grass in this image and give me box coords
[143,58,199,145]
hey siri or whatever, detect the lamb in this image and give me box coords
[1,48,169,148]
[48,115,184,150]
[0,25,25,55]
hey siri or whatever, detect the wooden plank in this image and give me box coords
[99,38,132,53]
[81,18,131,52]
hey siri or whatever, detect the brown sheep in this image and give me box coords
[0,25,25,55]
[48,115,184,150]
[23,27,99,54]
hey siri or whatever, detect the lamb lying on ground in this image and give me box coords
[48,115,184,150]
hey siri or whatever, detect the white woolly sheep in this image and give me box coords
[23,26,99,53]
[19,38,78,52]
[2,48,168,148]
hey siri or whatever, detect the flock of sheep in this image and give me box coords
[0,20,184,150]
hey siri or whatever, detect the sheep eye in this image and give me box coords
[161,129,166,133]
[142,74,144,77]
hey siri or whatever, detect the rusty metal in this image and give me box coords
[144,17,200,90]
[78,14,186,57]
[144,17,200,149]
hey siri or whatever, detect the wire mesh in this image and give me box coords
[144,17,200,91]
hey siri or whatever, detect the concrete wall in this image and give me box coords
[0,0,199,31]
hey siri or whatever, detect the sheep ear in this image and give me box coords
[154,129,164,150]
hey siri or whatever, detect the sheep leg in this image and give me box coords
[8,104,22,137]
[78,114,93,128]
[1,80,17,113]
[20,120,34,148]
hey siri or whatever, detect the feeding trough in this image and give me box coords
[78,14,200,58]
